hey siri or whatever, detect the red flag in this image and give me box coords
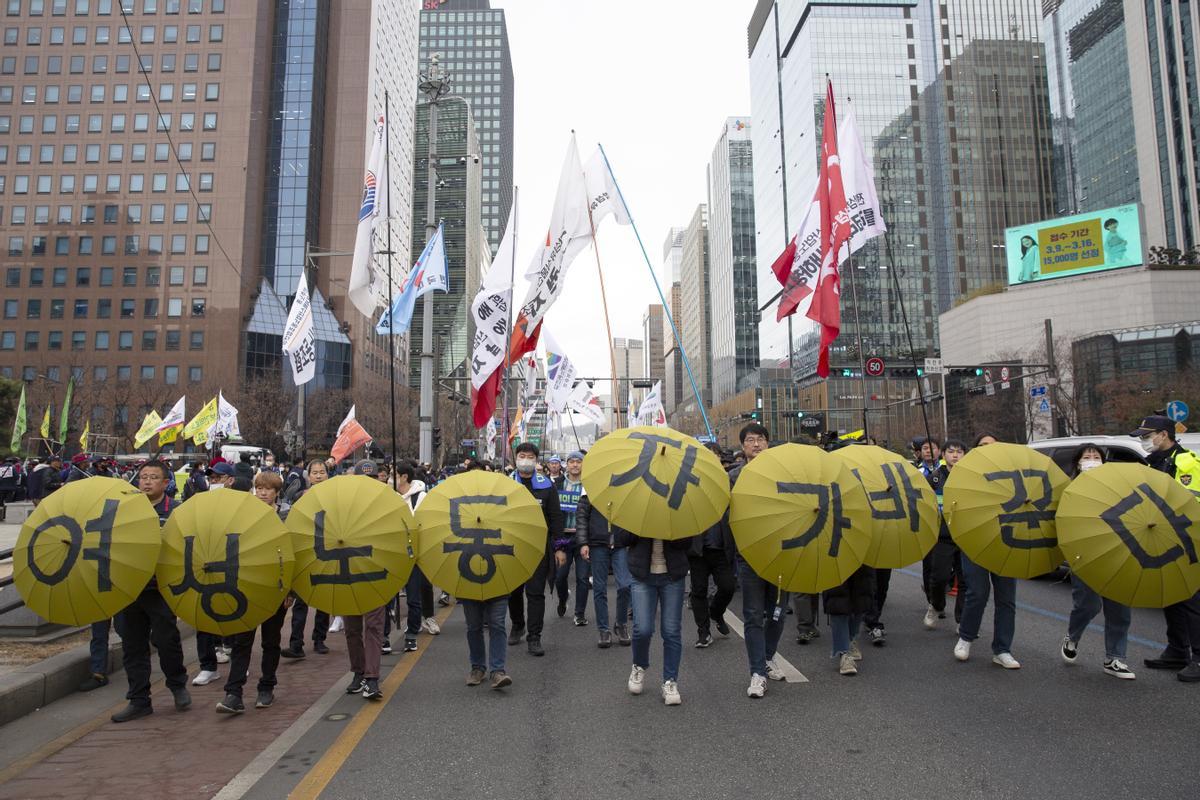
[471,366,503,428]
[769,236,797,284]
[331,418,372,462]
[508,316,542,363]
[805,80,851,378]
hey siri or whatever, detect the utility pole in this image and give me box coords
[418,54,450,464]
[1044,318,1065,437]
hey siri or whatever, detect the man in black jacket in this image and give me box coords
[576,491,634,647]
[688,515,735,648]
[509,442,565,657]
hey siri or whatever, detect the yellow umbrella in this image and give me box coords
[286,475,415,616]
[833,445,939,569]
[729,444,872,593]
[581,425,729,540]
[1057,463,1200,607]
[157,490,294,635]
[944,442,1069,578]
[13,477,161,626]
[416,471,547,601]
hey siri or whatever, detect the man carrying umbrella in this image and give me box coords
[111,460,191,723]
[508,443,565,657]
[1132,414,1200,681]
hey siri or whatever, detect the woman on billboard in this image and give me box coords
[1018,235,1039,283]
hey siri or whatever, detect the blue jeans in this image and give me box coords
[959,555,1017,655]
[404,566,428,638]
[462,597,508,673]
[631,573,684,682]
[89,618,111,675]
[830,614,862,657]
[737,558,789,677]
[1067,573,1131,660]
[590,546,632,632]
[555,542,591,616]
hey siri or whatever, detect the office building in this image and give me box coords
[641,303,664,391]
[417,0,511,253]
[662,227,684,413]
[677,204,710,413]
[0,0,421,449]
[707,116,758,406]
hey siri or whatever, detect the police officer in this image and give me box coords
[1132,415,1200,681]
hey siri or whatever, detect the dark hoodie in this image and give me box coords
[514,471,566,551]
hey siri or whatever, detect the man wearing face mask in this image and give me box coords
[508,442,565,656]
[1132,415,1200,681]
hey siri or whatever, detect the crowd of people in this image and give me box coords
[9,409,1200,721]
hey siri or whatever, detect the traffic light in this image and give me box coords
[750,411,760,420]
[975,367,984,376]
[432,427,442,451]
[796,411,805,419]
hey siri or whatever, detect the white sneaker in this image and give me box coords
[923,605,938,630]
[627,665,645,695]
[848,640,863,661]
[765,658,786,681]
[747,674,767,698]
[215,649,230,664]
[661,680,681,706]
[191,669,220,686]
[838,653,858,676]
[954,638,971,662]
[993,652,1021,670]
[421,617,441,635]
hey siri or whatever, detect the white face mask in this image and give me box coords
[1140,435,1156,450]
[1078,459,1102,472]
[210,482,225,490]
[515,458,536,475]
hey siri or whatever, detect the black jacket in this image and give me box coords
[720,464,745,565]
[822,565,876,616]
[514,472,567,550]
[627,534,694,582]
[573,493,633,549]
[925,464,952,542]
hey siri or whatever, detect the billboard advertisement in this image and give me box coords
[1005,204,1142,285]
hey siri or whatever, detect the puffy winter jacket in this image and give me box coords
[822,565,876,616]
[573,492,634,549]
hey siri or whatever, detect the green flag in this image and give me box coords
[9,384,25,453]
[58,374,74,443]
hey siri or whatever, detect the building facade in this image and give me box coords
[707,116,757,407]
[677,204,710,411]
[661,227,684,413]
[416,0,511,254]
[641,303,663,391]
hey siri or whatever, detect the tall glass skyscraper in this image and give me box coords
[707,117,758,407]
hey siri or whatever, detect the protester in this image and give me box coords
[922,438,966,629]
[0,456,22,521]
[192,461,237,681]
[1060,444,1135,680]
[554,451,589,625]
[281,459,332,660]
[576,485,633,648]
[342,459,387,700]
[824,564,875,676]
[508,443,565,657]
[395,461,435,651]
[687,500,735,650]
[627,529,692,706]
[216,471,292,714]
[1131,414,1200,681]
[110,461,191,723]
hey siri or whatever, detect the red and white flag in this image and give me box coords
[806,80,852,378]
[470,201,517,428]
[332,405,371,461]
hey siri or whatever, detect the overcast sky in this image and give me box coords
[494,0,757,384]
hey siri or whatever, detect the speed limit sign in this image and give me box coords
[865,357,885,377]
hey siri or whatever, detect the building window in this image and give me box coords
[141,330,156,350]
[94,330,109,349]
[118,330,132,350]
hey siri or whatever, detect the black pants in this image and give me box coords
[864,569,892,630]
[923,539,965,621]
[288,597,329,651]
[115,587,187,708]
[687,548,736,635]
[793,593,819,634]
[224,603,287,698]
[508,550,550,638]
[1162,590,1200,660]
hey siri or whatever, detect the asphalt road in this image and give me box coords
[239,567,1197,800]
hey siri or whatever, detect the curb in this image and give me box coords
[0,623,197,728]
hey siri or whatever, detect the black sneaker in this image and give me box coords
[573,615,589,627]
[1061,636,1078,664]
[598,630,613,648]
[796,629,819,645]
[172,687,192,711]
[1178,661,1200,683]
[712,613,730,637]
[346,673,365,694]
[362,678,383,699]
[255,689,274,708]
[438,591,452,606]
[868,626,886,646]
[557,599,568,617]
[78,672,109,692]
[215,694,244,714]
[404,638,418,652]
[507,625,525,646]
[614,624,631,646]
[313,641,330,655]
[695,632,713,649]
[527,636,545,657]
[280,647,306,659]
[111,703,153,723]
[381,640,393,655]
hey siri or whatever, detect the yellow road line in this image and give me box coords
[288,602,456,800]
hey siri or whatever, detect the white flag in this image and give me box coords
[210,391,240,439]
[470,203,517,393]
[348,115,389,318]
[583,149,630,229]
[568,383,606,427]
[541,329,578,414]
[485,416,498,460]
[156,396,186,432]
[337,404,356,437]
[523,356,539,401]
[636,381,666,427]
[777,104,887,319]
[282,272,316,385]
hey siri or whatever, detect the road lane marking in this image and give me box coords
[287,603,455,800]
[722,610,808,683]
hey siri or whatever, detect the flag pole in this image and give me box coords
[567,410,582,451]
[596,143,714,440]
[384,91,398,466]
[500,187,519,472]
[839,95,871,440]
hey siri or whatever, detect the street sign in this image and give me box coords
[460,439,476,447]
[865,357,885,377]
[1038,398,1050,414]
[923,358,944,375]
[1167,400,1190,423]
[1000,366,1011,390]
[1029,385,1047,398]
[800,416,823,429]
[983,368,995,396]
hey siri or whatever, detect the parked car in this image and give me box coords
[1028,433,1200,474]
